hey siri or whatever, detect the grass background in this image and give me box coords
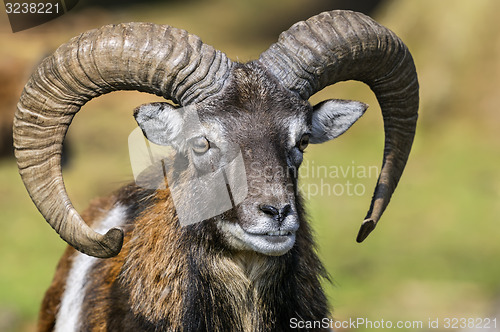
[1,0,499,330]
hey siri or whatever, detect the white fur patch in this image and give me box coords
[287,115,308,149]
[54,205,127,332]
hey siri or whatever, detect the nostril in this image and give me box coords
[259,204,292,221]
[281,204,292,218]
[259,204,280,217]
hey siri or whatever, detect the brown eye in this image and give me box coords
[191,136,210,154]
[298,134,310,152]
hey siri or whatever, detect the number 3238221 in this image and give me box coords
[443,317,497,329]
[5,2,60,14]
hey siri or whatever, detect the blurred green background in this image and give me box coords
[1,0,499,331]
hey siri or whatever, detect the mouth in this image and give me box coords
[216,220,297,256]
[265,230,293,236]
[248,230,294,246]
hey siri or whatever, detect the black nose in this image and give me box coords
[259,204,292,221]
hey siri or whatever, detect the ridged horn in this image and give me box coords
[14,23,233,258]
[259,10,419,242]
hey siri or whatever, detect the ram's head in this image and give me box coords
[14,11,418,258]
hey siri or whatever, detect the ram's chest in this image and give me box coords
[118,246,273,331]
[208,252,272,331]
[124,251,268,330]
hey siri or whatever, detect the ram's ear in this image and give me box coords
[309,99,368,144]
[133,102,184,146]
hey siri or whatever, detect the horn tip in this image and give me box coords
[356,219,377,243]
[91,227,124,258]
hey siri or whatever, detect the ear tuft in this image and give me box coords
[310,99,368,144]
[133,102,184,146]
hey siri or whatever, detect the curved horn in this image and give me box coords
[259,10,419,242]
[14,23,233,258]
